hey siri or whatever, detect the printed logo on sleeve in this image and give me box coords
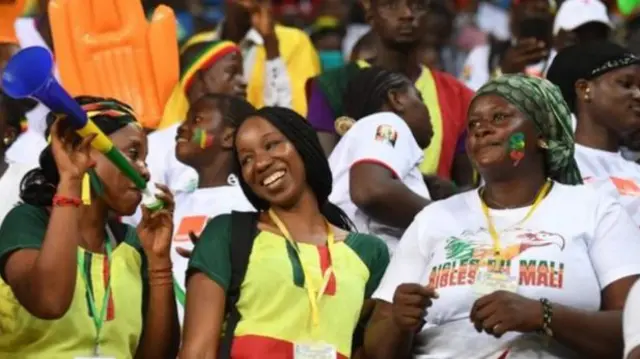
[174,215,207,242]
[375,125,398,147]
[610,177,640,196]
[461,65,472,82]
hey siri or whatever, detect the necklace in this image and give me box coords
[479,180,551,209]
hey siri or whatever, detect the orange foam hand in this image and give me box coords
[49,0,179,129]
[0,0,27,43]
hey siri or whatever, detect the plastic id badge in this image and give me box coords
[294,342,337,359]
[473,267,518,296]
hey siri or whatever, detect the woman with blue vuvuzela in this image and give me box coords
[0,97,179,359]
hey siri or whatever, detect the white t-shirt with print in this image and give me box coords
[624,279,640,359]
[328,112,430,255]
[373,183,640,359]
[171,181,254,323]
[575,144,640,226]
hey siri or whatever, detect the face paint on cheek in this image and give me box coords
[191,128,214,149]
[508,132,526,166]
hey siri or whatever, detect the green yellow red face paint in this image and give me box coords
[508,132,525,166]
[191,128,214,149]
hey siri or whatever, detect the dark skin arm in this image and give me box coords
[135,188,180,359]
[363,301,414,359]
[472,276,639,359]
[134,258,180,359]
[3,177,83,319]
[549,275,639,358]
[179,272,226,359]
[318,131,339,157]
[350,163,430,229]
[630,347,640,359]
[3,123,94,319]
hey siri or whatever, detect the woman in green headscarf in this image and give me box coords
[363,74,640,359]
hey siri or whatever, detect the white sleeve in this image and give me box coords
[622,280,640,359]
[349,118,419,179]
[263,58,293,108]
[460,46,491,92]
[624,279,640,359]
[589,195,640,289]
[372,210,431,303]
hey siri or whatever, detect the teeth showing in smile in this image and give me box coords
[262,171,285,186]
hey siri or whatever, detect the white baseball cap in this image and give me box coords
[553,0,612,36]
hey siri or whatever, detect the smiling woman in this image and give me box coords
[179,107,390,359]
[363,75,640,359]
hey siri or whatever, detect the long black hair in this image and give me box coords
[20,96,137,207]
[233,107,354,231]
[343,67,412,120]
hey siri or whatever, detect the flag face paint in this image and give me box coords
[509,132,525,166]
[191,128,214,149]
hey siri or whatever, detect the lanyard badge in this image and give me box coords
[76,226,117,357]
[474,180,552,296]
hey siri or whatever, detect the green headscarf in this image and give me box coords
[475,74,583,185]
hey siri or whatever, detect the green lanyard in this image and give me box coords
[77,229,114,356]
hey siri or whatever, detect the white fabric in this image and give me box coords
[575,144,640,226]
[373,183,640,358]
[0,163,34,223]
[553,0,612,36]
[145,124,198,194]
[460,44,556,91]
[6,18,53,166]
[343,24,371,59]
[171,183,254,323]
[328,112,430,255]
[624,279,640,359]
[215,23,293,108]
[476,3,510,41]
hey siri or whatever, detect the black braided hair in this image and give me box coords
[195,93,256,128]
[20,96,137,207]
[233,107,354,231]
[343,67,413,120]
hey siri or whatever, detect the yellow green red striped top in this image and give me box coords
[188,214,390,359]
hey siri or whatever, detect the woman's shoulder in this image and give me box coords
[417,190,477,219]
[1,203,48,230]
[199,212,259,243]
[344,231,390,264]
[551,182,614,210]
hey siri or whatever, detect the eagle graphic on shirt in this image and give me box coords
[444,227,566,262]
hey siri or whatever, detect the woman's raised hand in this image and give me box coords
[391,283,439,333]
[49,118,97,181]
[137,184,175,267]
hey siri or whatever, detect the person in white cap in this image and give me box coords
[552,0,612,54]
[624,279,640,359]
